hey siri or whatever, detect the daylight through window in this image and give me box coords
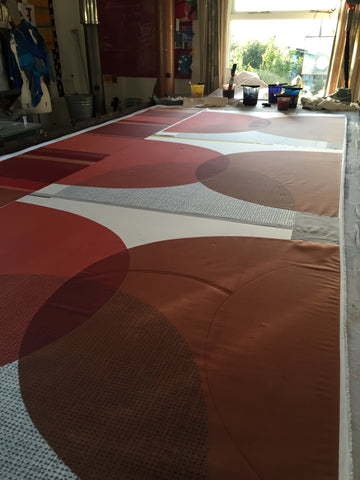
[230,1,341,96]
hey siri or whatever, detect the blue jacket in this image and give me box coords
[12,20,54,106]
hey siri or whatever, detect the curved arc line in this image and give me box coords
[201,262,320,480]
[129,268,233,295]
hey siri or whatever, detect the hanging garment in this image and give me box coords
[0,5,10,29]
[0,38,9,90]
[11,19,54,107]
[10,34,52,114]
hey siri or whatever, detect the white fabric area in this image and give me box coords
[19,195,292,249]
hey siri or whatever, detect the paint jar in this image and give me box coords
[222,84,235,98]
[242,85,260,106]
[276,94,291,111]
[190,83,205,98]
[283,86,302,108]
[268,84,282,103]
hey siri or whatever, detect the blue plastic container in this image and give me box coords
[284,86,302,96]
[268,84,282,103]
[284,86,302,108]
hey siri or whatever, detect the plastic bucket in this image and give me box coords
[288,95,299,108]
[66,94,93,122]
[276,94,291,111]
[190,84,205,98]
[268,84,282,103]
[284,86,302,95]
[283,86,302,108]
[242,85,260,106]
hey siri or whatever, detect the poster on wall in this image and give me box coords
[98,0,158,77]
[174,18,193,79]
[175,24,192,49]
[176,0,197,21]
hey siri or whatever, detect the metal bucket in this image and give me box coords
[66,94,93,122]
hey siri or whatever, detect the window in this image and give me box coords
[230,1,340,95]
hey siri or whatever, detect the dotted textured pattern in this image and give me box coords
[55,182,296,228]
[0,362,78,480]
[19,291,208,480]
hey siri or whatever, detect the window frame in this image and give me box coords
[231,1,339,20]
[230,10,338,21]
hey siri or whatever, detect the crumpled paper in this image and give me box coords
[301,96,360,111]
[209,71,268,97]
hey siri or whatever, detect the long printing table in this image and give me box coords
[0,105,359,480]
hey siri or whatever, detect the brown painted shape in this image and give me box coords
[125,237,339,295]
[0,187,27,207]
[0,202,127,365]
[45,132,128,156]
[198,151,342,216]
[120,272,262,480]
[27,147,108,162]
[19,237,340,479]
[57,137,223,189]
[90,122,166,138]
[164,111,271,134]
[121,237,340,480]
[78,160,226,189]
[206,264,340,479]
[19,251,129,360]
[124,107,198,125]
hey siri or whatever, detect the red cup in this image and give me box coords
[276,95,291,111]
